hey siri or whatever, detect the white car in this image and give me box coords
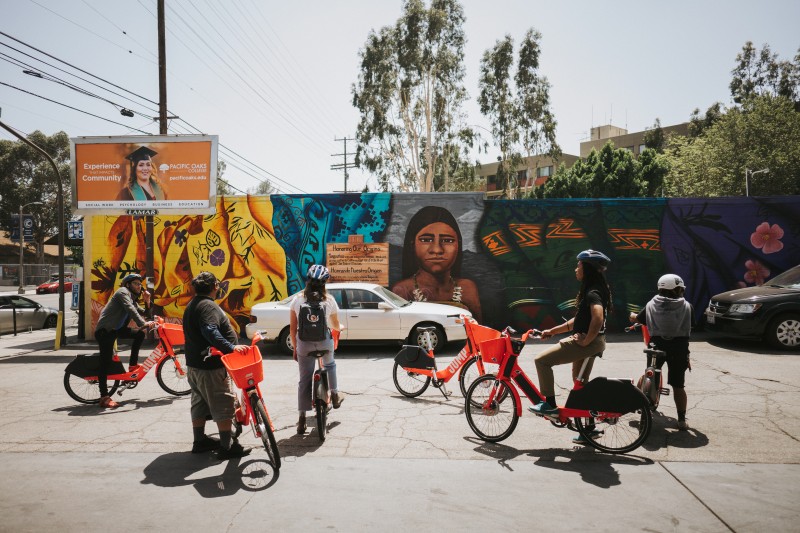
[245,282,471,354]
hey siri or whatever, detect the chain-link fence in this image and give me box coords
[0,264,80,288]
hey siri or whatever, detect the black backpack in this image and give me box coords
[298,299,328,342]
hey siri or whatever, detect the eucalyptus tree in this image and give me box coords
[730,41,800,109]
[352,0,472,192]
[478,28,560,198]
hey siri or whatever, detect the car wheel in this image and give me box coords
[409,324,446,353]
[766,313,800,350]
[44,314,58,328]
[278,327,293,355]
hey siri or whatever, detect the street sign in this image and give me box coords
[67,220,84,240]
[125,209,159,216]
[10,214,35,242]
[71,282,80,310]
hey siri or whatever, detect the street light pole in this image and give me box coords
[18,201,43,295]
[745,168,769,197]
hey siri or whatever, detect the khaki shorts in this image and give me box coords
[187,367,235,422]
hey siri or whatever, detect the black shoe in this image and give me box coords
[216,441,251,460]
[297,413,307,435]
[191,435,220,454]
[331,391,344,409]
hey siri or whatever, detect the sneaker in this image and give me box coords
[331,391,345,409]
[677,419,690,430]
[99,396,119,409]
[215,441,251,460]
[528,401,559,417]
[297,413,307,435]
[572,429,602,445]
[191,435,220,454]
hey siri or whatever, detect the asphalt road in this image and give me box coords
[0,320,797,532]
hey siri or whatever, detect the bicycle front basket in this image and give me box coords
[222,346,264,388]
[159,323,185,346]
[479,337,508,365]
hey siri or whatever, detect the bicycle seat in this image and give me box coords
[416,326,437,334]
[306,350,330,358]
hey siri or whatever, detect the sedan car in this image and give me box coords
[245,282,471,354]
[0,295,59,335]
[36,275,73,294]
[705,264,800,350]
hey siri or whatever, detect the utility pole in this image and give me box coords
[331,137,357,193]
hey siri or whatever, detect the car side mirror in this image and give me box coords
[378,302,393,310]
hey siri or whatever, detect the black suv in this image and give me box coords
[705,264,800,350]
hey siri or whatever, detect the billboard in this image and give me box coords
[70,135,218,215]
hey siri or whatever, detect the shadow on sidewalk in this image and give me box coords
[142,452,278,495]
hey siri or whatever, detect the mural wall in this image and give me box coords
[86,194,800,337]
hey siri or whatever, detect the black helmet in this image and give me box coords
[577,249,611,270]
[121,273,143,285]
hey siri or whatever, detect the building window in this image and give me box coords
[487,174,496,184]
[625,146,634,152]
[638,144,646,154]
[536,166,552,178]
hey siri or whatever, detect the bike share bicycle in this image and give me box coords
[464,327,652,454]
[627,322,670,410]
[306,329,342,442]
[64,317,190,403]
[392,315,500,400]
[209,332,280,469]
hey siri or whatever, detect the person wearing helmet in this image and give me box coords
[530,250,613,444]
[94,272,156,408]
[183,271,251,459]
[289,264,343,434]
[630,274,693,430]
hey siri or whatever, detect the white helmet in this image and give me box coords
[657,274,685,291]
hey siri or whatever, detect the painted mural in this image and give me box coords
[87,194,800,338]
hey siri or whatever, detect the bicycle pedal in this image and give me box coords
[660,388,670,395]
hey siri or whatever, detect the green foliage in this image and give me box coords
[352,0,473,192]
[665,95,800,196]
[530,142,669,199]
[688,102,724,138]
[643,118,665,152]
[478,28,559,198]
[730,41,800,109]
[216,160,234,196]
[0,130,72,262]
[248,180,275,195]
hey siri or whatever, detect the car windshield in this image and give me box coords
[764,265,800,289]
[374,286,410,307]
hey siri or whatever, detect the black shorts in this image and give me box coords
[651,336,690,389]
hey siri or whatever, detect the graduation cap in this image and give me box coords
[125,146,157,164]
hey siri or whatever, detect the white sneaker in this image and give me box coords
[677,419,689,430]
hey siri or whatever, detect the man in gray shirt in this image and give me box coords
[94,273,155,408]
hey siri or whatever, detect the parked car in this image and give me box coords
[705,264,800,350]
[36,274,73,294]
[245,282,471,354]
[0,295,59,334]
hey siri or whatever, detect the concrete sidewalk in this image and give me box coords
[0,325,798,532]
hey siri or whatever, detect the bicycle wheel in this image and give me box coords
[459,357,500,406]
[156,353,191,396]
[392,361,431,398]
[315,398,327,442]
[63,373,119,404]
[250,394,281,470]
[464,375,519,442]
[575,395,652,454]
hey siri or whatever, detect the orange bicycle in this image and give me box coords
[393,315,501,400]
[64,317,190,403]
[464,327,652,454]
[210,333,280,469]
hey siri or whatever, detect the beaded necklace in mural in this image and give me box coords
[412,271,462,303]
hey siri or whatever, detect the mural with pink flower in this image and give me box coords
[750,222,784,254]
[744,259,770,286]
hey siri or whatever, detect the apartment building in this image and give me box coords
[476,153,580,198]
[579,122,689,158]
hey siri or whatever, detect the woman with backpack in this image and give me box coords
[289,264,344,434]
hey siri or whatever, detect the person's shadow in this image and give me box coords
[465,437,653,488]
[642,412,710,451]
[141,452,278,496]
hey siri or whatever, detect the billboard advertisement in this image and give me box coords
[70,135,218,215]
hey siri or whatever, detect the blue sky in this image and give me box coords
[1,0,798,194]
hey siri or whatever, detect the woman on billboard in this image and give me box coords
[116,146,168,201]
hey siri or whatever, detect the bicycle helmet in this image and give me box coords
[121,273,143,285]
[307,264,330,282]
[576,249,611,270]
[657,273,685,291]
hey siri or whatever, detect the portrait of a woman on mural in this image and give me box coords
[391,206,482,322]
[116,145,169,201]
